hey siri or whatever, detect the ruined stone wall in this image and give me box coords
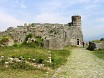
[87,42,104,50]
[0,15,83,49]
[95,43,104,50]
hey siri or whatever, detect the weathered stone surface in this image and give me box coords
[0,15,83,50]
[95,43,104,50]
[87,42,104,50]
[7,39,14,46]
[87,42,96,50]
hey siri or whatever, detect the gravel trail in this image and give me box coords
[52,48,104,78]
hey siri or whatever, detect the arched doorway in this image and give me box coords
[77,39,79,45]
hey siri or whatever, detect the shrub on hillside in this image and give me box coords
[0,37,9,46]
[25,33,33,42]
[10,62,36,70]
[23,35,44,48]
[100,38,104,41]
[35,36,44,47]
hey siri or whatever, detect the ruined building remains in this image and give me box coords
[0,15,83,50]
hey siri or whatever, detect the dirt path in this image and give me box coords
[52,48,104,78]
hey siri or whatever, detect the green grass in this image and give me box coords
[93,50,104,60]
[92,40,101,43]
[0,69,53,78]
[92,40,104,44]
[0,45,71,69]
[0,45,71,78]
[0,46,48,62]
[51,49,70,69]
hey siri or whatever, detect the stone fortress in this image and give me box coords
[0,15,83,50]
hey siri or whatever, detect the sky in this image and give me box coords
[0,0,104,41]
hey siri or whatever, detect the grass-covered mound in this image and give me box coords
[93,50,104,60]
[0,44,71,70]
[92,40,102,43]
[0,35,13,47]
[0,45,71,77]
[92,40,104,44]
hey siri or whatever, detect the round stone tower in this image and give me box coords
[72,15,81,26]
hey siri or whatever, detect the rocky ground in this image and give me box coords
[51,48,104,78]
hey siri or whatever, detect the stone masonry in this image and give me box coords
[0,15,83,50]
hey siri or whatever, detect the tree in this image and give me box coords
[100,38,104,41]
[25,33,33,42]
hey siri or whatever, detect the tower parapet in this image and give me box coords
[72,15,81,26]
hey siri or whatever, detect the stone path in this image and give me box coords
[51,48,104,78]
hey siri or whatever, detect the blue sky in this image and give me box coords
[0,0,104,41]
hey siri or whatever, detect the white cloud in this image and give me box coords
[20,1,27,9]
[0,0,103,41]
[97,18,104,23]
[20,4,27,9]
[38,0,63,13]
[0,11,25,31]
[34,13,68,24]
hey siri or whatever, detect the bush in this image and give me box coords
[0,59,6,65]
[23,35,44,48]
[100,38,104,41]
[1,38,9,43]
[11,62,36,70]
[38,59,44,64]
[25,33,33,42]
[35,36,44,47]
[0,37,9,46]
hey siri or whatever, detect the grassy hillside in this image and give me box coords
[92,40,104,44]
[92,40,101,43]
[0,46,48,62]
[93,50,104,60]
[0,45,70,67]
[0,44,71,78]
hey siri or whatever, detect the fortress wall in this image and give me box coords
[0,15,83,49]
